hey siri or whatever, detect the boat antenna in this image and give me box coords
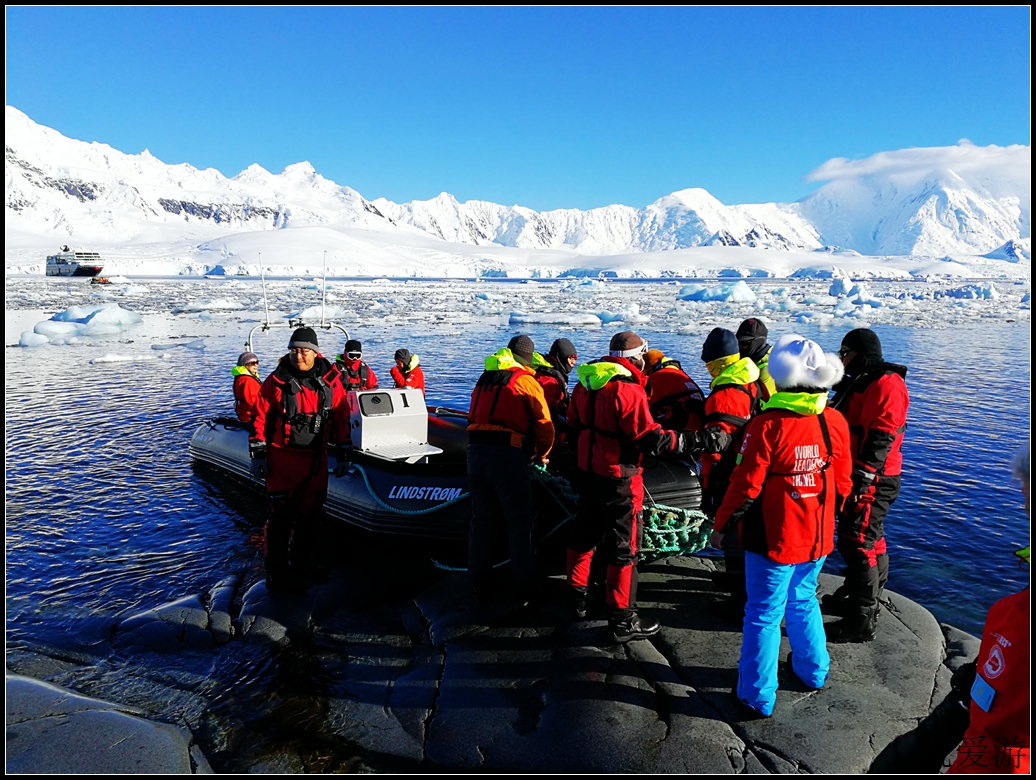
[259,252,271,327]
[321,250,328,327]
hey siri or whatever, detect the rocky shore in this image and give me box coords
[6,556,980,774]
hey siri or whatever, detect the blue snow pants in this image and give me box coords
[736,552,829,716]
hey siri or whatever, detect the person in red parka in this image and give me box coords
[824,328,909,643]
[232,351,262,426]
[533,338,578,422]
[643,348,706,432]
[713,334,852,717]
[699,327,767,618]
[336,339,378,391]
[251,327,352,592]
[566,331,697,643]
[391,348,425,394]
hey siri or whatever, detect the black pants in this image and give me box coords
[467,443,537,593]
[265,486,328,583]
[836,474,900,612]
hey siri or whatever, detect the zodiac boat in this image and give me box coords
[189,387,703,543]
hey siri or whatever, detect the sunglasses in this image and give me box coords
[246,360,259,366]
[838,348,852,358]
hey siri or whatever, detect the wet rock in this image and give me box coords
[237,582,293,647]
[5,674,206,774]
[207,574,241,644]
[941,622,981,673]
[116,594,215,651]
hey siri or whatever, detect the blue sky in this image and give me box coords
[6,7,1030,211]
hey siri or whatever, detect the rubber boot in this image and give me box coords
[825,606,878,643]
[610,610,661,644]
[821,586,851,616]
[572,586,589,620]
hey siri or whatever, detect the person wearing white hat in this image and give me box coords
[712,334,854,718]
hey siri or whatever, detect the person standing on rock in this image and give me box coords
[713,335,852,718]
[824,328,909,643]
[699,327,767,619]
[250,327,352,592]
[565,331,697,643]
[467,334,554,605]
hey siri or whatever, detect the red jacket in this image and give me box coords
[701,359,764,489]
[232,368,262,424]
[715,394,852,564]
[568,357,680,479]
[468,350,554,459]
[647,361,706,432]
[948,589,1030,774]
[252,355,352,491]
[830,363,908,478]
[391,364,426,393]
[336,357,378,391]
[534,364,571,419]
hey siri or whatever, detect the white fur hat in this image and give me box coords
[767,334,844,390]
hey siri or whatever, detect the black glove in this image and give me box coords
[249,440,266,460]
[852,468,877,492]
[332,444,351,478]
[680,429,733,457]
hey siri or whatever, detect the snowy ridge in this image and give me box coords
[3,106,1031,278]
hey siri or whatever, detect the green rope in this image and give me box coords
[353,462,470,516]
[640,504,712,563]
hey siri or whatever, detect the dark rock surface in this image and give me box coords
[6,556,981,774]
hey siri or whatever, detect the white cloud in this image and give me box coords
[806,142,1030,188]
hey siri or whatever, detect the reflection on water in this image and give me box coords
[5,282,1031,653]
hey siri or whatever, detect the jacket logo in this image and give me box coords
[983,644,1006,679]
[388,486,463,502]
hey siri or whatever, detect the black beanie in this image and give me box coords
[841,328,883,364]
[701,328,739,363]
[344,339,362,356]
[394,348,411,364]
[549,338,577,361]
[289,327,319,351]
[508,334,535,364]
[736,318,769,360]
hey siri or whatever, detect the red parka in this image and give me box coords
[568,357,681,478]
[232,367,262,424]
[336,356,378,391]
[948,588,1030,774]
[647,360,706,432]
[714,393,853,565]
[533,356,571,420]
[830,363,909,479]
[701,358,764,490]
[252,355,352,492]
[391,364,426,393]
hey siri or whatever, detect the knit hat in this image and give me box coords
[394,348,411,364]
[609,331,647,358]
[508,334,535,365]
[549,338,577,362]
[344,339,362,358]
[237,351,259,367]
[644,349,666,372]
[288,327,319,351]
[736,318,769,360]
[768,334,845,390]
[840,328,883,363]
[701,328,739,363]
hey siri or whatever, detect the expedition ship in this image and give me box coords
[46,246,105,277]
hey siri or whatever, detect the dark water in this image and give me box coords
[5,279,1030,656]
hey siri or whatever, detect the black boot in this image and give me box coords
[821,586,851,616]
[825,606,878,643]
[610,611,660,643]
[571,586,589,620]
[710,552,747,620]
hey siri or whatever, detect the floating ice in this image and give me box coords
[173,298,243,313]
[509,311,602,326]
[19,331,49,347]
[596,303,650,324]
[677,281,757,303]
[151,338,206,351]
[828,268,854,297]
[939,284,1000,300]
[290,305,355,321]
[89,353,157,364]
[29,303,144,344]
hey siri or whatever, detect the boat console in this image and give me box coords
[348,388,444,464]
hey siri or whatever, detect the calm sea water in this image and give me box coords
[5,278,1031,650]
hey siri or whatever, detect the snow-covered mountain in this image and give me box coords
[4,106,1031,266]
